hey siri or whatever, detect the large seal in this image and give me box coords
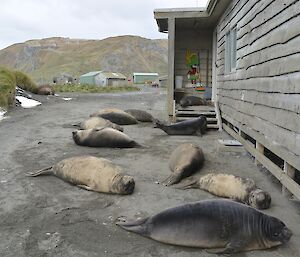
[37,85,55,95]
[72,127,141,148]
[124,109,154,122]
[26,156,135,194]
[90,108,138,125]
[116,199,292,253]
[162,143,204,186]
[154,116,207,136]
[179,95,207,107]
[76,116,124,131]
[178,173,271,209]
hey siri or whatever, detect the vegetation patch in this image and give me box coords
[53,84,140,93]
[0,67,16,109]
[14,70,38,93]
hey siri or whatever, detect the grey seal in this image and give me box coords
[179,95,207,107]
[153,116,207,136]
[178,173,271,209]
[76,116,123,131]
[116,199,292,253]
[27,156,135,194]
[124,109,154,122]
[90,108,138,125]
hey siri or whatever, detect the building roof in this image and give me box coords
[154,0,232,32]
[101,72,126,79]
[133,72,159,76]
[80,71,102,77]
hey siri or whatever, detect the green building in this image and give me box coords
[79,71,101,85]
[79,71,127,86]
[132,72,159,84]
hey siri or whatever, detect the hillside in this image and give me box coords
[0,36,168,84]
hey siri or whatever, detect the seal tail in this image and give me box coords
[174,179,199,190]
[26,166,53,177]
[116,217,149,236]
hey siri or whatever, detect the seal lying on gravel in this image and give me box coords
[75,117,124,131]
[27,156,135,194]
[178,173,271,209]
[124,109,154,122]
[162,143,204,186]
[153,116,207,136]
[90,108,138,125]
[37,85,55,95]
[116,199,292,253]
[72,127,141,148]
[179,95,207,107]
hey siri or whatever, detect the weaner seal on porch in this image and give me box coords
[153,116,207,136]
[116,199,292,253]
[26,156,135,194]
[178,173,271,209]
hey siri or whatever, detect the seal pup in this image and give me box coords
[179,95,207,107]
[178,173,271,209]
[153,116,207,136]
[162,143,204,186]
[74,117,124,131]
[90,108,138,125]
[124,109,154,122]
[72,127,141,148]
[27,156,135,194]
[116,199,292,253]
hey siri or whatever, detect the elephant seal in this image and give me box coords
[178,173,271,209]
[76,117,124,131]
[116,199,292,253]
[37,85,55,95]
[72,127,141,148]
[162,143,204,186]
[124,109,154,122]
[153,116,207,136]
[179,95,207,107]
[90,108,138,125]
[26,156,135,194]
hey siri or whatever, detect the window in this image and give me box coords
[225,27,237,73]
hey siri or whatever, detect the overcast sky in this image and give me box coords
[0,0,209,50]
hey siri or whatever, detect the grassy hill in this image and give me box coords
[0,36,168,84]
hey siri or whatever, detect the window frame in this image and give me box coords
[225,26,237,74]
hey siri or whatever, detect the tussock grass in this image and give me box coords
[14,70,38,93]
[53,83,140,93]
[0,67,16,109]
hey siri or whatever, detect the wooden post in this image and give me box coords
[282,162,295,197]
[255,142,264,166]
[167,18,175,119]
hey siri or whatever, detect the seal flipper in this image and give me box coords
[26,166,52,176]
[116,217,149,236]
[174,179,199,190]
[206,240,247,254]
[161,174,181,186]
[78,185,93,191]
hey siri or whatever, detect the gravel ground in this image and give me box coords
[0,87,299,257]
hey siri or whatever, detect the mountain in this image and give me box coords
[0,36,168,84]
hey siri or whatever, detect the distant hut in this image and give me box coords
[79,71,127,86]
[53,73,74,84]
[132,72,159,84]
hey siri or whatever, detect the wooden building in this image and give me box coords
[79,71,127,86]
[154,0,300,198]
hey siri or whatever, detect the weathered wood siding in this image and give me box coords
[175,28,213,86]
[216,0,300,169]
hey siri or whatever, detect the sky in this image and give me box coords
[0,0,209,50]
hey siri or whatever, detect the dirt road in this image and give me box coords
[0,88,299,257]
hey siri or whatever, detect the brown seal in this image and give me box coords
[26,156,135,194]
[72,127,141,148]
[162,143,204,186]
[37,85,55,95]
[178,173,271,209]
[90,108,138,125]
[116,199,292,253]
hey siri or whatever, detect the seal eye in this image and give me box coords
[273,233,279,237]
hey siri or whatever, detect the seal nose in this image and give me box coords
[122,176,135,194]
[281,227,293,243]
[72,131,76,136]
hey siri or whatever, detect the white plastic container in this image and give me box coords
[175,76,183,89]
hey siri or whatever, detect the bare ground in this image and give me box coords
[0,88,299,257]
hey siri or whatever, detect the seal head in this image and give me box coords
[248,188,271,209]
[111,174,135,194]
